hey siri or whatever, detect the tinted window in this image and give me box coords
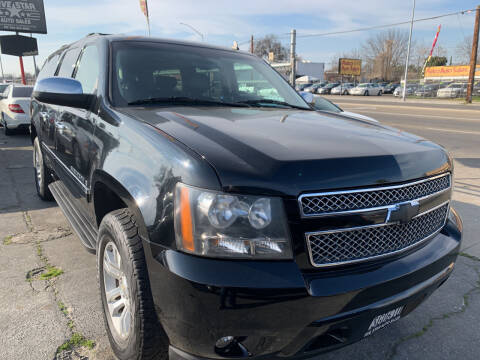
[37,53,61,81]
[74,46,100,94]
[0,84,8,93]
[57,48,81,78]
[112,42,310,109]
[312,97,342,113]
[12,87,33,97]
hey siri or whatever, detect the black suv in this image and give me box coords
[30,34,462,360]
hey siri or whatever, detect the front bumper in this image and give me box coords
[144,213,462,360]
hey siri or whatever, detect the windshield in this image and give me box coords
[358,84,367,88]
[112,42,310,109]
[12,86,33,98]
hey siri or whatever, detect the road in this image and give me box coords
[0,99,479,360]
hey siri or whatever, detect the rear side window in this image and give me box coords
[57,48,81,78]
[37,54,61,81]
[74,45,100,94]
[12,87,33,98]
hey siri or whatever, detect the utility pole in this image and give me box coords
[402,0,416,102]
[466,5,480,104]
[0,53,4,83]
[290,29,296,86]
[31,33,38,79]
[250,35,254,54]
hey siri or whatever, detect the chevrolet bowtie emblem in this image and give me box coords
[387,201,420,224]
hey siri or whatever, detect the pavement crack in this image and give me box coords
[387,266,480,360]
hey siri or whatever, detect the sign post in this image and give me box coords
[19,56,26,84]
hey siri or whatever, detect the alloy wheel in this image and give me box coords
[103,241,132,340]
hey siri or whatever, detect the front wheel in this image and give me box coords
[98,209,168,360]
[33,137,53,201]
[364,90,369,96]
[378,90,382,96]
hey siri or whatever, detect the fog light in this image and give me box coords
[215,336,235,349]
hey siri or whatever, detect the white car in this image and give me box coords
[331,83,354,95]
[0,84,33,135]
[436,83,466,98]
[349,83,382,96]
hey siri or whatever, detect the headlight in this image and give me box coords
[174,183,292,259]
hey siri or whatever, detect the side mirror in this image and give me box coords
[33,77,94,110]
[299,91,314,104]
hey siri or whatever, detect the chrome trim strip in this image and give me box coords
[298,173,451,218]
[305,201,450,268]
[41,142,91,195]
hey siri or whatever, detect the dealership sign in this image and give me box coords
[425,65,480,79]
[339,58,362,76]
[0,34,38,56]
[0,0,47,34]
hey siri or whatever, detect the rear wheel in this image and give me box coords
[378,90,382,96]
[33,137,53,201]
[364,90,369,96]
[3,114,12,136]
[98,209,168,360]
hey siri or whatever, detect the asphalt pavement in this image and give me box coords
[1,98,479,360]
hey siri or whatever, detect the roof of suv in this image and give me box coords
[67,33,251,56]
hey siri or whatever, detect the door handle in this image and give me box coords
[39,112,49,124]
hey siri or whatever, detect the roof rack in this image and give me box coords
[86,33,111,37]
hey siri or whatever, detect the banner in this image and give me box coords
[424,65,480,79]
[139,0,149,18]
[338,58,361,76]
[422,25,441,75]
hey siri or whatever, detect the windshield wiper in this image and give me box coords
[128,96,250,107]
[235,99,312,110]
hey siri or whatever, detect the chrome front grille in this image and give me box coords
[307,203,449,267]
[299,173,451,217]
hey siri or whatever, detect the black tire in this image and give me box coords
[33,137,53,201]
[3,114,13,136]
[97,209,168,360]
[378,90,382,96]
[364,90,369,96]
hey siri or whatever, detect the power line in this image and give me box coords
[239,7,477,44]
[297,8,477,39]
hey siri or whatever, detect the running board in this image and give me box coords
[49,181,97,252]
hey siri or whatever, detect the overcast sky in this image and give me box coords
[1,0,479,76]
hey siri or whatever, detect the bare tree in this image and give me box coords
[361,29,409,81]
[456,36,478,64]
[254,35,289,62]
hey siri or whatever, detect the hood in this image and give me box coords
[120,106,451,197]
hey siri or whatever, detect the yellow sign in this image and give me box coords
[268,52,275,62]
[424,65,480,78]
[339,58,361,76]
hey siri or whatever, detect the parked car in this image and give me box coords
[300,92,377,122]
[330,83,355,95]
[31,34,462,360]
[316,82,340,94]
[0,84,33,135]
[383,83,399,94]
[437,83,467,98]
[295,83,313,91]
[303,82,326,93]
[349,83,382,96]
[393,85,417,97]
[415,84,440,97]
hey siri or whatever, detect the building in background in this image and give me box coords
[270,60,325,82]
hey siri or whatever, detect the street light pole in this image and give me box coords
[180,22,204,42]
[402,0,416,102]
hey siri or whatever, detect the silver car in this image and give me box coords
[437,83,467,98]
[331,83,354,95]
[349,83,382,96]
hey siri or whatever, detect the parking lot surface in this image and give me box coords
[1,99,479,359]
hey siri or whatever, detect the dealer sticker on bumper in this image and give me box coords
[364,306,404,337]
